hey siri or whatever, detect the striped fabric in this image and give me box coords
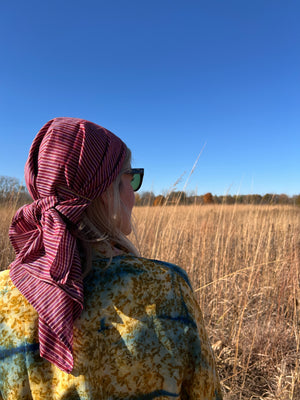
[9,117,127,373]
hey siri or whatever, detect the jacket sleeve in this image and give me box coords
[179,277,223,400]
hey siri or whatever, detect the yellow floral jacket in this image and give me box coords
[0,255,222,399]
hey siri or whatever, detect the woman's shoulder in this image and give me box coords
[0,268,38,339]
[133,256,192,288]
[0,269,13,294]
[0,269,24,309]
[89,254,193,302]
[0,269,35,313]
[86,254,198,330]
[94,254,190,280]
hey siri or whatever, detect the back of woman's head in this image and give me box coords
[78,147,140,273]
[9,117,136,373]
[25,117,127,204]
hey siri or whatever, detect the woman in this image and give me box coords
[0,118,222,399]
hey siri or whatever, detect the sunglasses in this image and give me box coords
[127,168,144,191]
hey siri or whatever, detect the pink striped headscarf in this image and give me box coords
[9,117,127,373]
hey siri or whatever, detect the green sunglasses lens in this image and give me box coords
[129,168,144,191]
[131,174,141,191]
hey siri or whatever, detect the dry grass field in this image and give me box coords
[0,200,21,271]
[130,204,300,399]
[1,199,299,399]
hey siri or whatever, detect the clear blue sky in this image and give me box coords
[1,1,299,196]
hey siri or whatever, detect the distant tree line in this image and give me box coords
[0,176,32,207]
[1,176,299,208]
[135,191,300,206]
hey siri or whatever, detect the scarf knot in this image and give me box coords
[31,196,59,225]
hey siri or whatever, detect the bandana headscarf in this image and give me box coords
[9,117,127,373]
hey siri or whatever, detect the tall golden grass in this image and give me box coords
[130,203,300,399]
[1,199,299,399]
[0,198,21,271]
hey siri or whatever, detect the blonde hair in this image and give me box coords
[76,147,140,276]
